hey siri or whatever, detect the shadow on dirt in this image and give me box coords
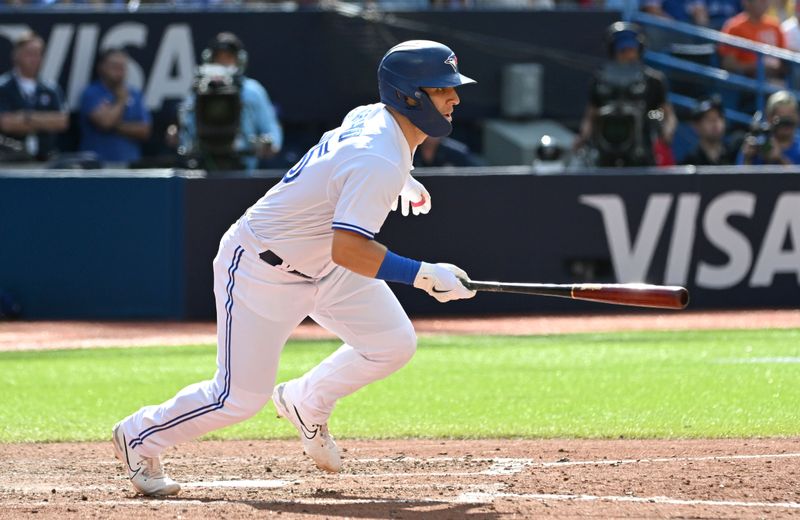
[165,494,500,518]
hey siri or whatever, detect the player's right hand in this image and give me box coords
[391,176,431,216]
[413,262,476,303]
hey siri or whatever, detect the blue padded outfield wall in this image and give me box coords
[0,174,185,318]
[1,170,798,319]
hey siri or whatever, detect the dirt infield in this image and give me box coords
[2,311,799,518]
[2,438,799,519]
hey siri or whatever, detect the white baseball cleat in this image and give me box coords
[112,423,181,496]
[272,383,342,473]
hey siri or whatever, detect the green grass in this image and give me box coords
[1,329,799,442]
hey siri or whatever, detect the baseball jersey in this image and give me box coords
[245,103,412,278]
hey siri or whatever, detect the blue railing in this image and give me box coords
[629,11,800,120]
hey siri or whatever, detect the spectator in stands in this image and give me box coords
[179,31,283,171]
[641,0,710,26]
[413,136,483,167]
[738,89,800,164]
[719,0,786,80]
[767,0,793,22]
[369,0,430,7]
[473,0,555,6]
[79,48,151,165]
[681,95,736,165]
[575,22,676,167]
[707,0,743,29]
[781,1,800,51]
[429,0,472,7]
[0,31,68,162]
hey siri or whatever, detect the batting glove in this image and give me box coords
[413,262,476,303]
[391,175,431,216]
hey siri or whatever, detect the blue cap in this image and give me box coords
[614,31,639,51]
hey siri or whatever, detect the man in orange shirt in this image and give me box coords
[719,0,786,79]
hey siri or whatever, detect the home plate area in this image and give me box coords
[1,438,799,519]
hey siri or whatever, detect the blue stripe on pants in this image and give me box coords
[128,245,244,450]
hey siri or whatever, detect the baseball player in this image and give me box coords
[112,40,476,496]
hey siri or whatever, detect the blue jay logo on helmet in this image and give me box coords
[444,53,458,73]
[377,40,476,138]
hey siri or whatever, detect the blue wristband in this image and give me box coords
[376,250,422,285]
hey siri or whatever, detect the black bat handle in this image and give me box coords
[460,279,501,292]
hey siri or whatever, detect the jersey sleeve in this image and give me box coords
[330,154,406,239]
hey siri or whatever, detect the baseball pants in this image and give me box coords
[119,219,417,458]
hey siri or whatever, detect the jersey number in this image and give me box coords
[282,140,331,183]
[282,109,369,183]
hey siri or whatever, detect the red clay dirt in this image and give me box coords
[1,311,799,519]
[1,309,799,351]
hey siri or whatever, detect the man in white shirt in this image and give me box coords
[111,40,477,496]
[0,31,68,161]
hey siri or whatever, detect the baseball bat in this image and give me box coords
[459,280,689,310]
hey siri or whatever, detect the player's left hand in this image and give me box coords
[391,175,431,216]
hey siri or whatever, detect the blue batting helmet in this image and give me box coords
[378,40,476,138]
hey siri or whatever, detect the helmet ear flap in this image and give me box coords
[413,88,453,137]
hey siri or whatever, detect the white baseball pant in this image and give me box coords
[118,218,416,457]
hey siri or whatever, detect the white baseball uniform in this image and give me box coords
[118,103,421,457]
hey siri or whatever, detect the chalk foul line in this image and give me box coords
[182,479,292,489]
[456,491,800,509]
[540,451,800,467]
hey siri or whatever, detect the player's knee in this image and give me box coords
[390,324,417,366]
[222,388,272,421]
[359,323,417,368]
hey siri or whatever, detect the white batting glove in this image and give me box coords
[413,262,476,303]
[391,175,431,216]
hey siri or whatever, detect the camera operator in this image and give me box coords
[575,22,676,167]
[738,90,800,165]
[179,32,283,171]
